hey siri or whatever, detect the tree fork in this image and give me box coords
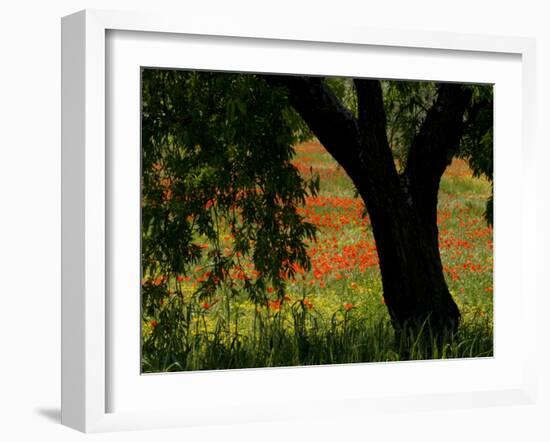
[266,75,469,336]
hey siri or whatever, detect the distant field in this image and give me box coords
[141,140,493,372]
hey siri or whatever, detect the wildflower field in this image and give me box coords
[141,140,493,373]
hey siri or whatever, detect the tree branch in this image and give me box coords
[405,83,471,183]
[404,83,471,233]
[354,79,388,139]
[264,75,362,176]
[267,75,403,213]
[353,79,395,175]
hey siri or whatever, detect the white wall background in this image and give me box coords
[0,1,548,440]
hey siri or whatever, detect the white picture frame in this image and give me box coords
[61,9,537,433]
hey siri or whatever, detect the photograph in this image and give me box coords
[0,0,546,438]
[140,68,494,373]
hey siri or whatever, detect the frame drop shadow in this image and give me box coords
[34,407,61,423]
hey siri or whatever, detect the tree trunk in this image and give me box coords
[352,172,460,335]
[265,75,471,336]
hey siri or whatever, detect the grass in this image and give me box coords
[141,140,493,373]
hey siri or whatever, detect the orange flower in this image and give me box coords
[303,298,314,310]
[343,302,354,312]
[202,302,211,310]
[152,276,165,286]
[150,320,158,328]
[268,299,281,312]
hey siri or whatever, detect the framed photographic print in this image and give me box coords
[61,9,537,433]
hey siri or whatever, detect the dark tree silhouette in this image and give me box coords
[266,76,473,335]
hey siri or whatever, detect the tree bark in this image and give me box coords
[266,75,470,336]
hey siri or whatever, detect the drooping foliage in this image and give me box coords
[459,85,494,180]
[458,85,494,224]
[141,69,319,307]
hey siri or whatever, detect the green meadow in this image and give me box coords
[141,140,493,372]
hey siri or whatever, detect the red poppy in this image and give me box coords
[303,298,314,310]
[268,299,281,312]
